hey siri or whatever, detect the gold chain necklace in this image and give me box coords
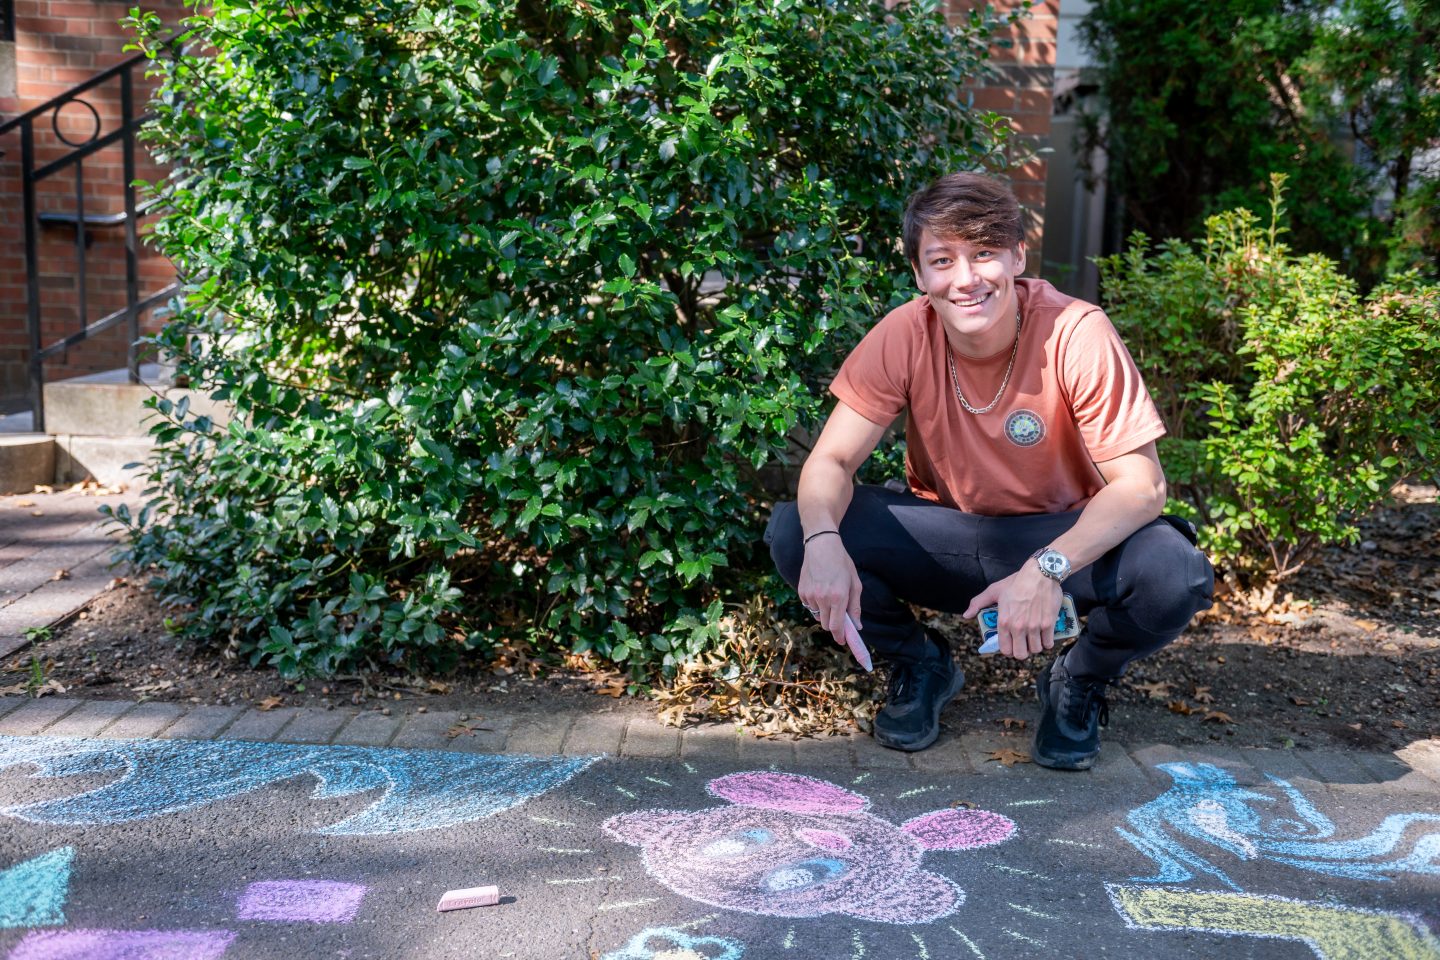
[946,306,1021,415]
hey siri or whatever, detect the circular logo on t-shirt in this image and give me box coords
[1004,409,1046,447]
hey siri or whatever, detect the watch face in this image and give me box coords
[1040,550,1069,577]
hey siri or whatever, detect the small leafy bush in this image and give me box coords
[114,0,1016,676]
[1100,176,1440,583]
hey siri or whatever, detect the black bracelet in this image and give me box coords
[803,529,840,545]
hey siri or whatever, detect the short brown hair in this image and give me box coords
[902,173,1025,265]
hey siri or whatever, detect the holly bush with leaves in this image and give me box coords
[113,0,1016,676]
[1099,176,1440,584]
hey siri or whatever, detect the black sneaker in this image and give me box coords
[873,630,964,752]
[1033,650,1110,770]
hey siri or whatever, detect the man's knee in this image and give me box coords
[764,501,804,585]
[1119,520,1215,634]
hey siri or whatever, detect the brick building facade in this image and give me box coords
[0,0,1059,415]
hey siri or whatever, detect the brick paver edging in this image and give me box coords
[0,695,1436,794]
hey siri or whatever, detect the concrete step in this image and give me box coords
[43,364,232,437]
[0,434,55,495]
[53,435,154,488]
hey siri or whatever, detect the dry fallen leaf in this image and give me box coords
[1191,686,1215,704]
[30,511,43,517]
[1392,720,1407,729]
[51,569,70,582]
[426,680,452,695]
[986,748,1033,767]
[33,485,53,494]
[257,696,284,711]
[0,683,28,696]
[446,718,494,739]
[1168,700,1197,716]
[999,717,1028,730]
[1289,695,1312,706]
[15,500,35,507]
[948,799,978,809]
[1132,681,1172,700]
[1202,711,1234,724]
[1352,619,1379,632]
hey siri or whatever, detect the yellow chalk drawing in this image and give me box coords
[1107,884,1440,960]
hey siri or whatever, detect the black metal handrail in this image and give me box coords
[0,43,180,432]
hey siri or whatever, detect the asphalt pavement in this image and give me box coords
[0,695,1438,959]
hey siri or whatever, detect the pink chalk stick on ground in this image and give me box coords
[843,613,872,672]
[437,886,500,912]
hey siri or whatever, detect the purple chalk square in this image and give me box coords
[235,880,368,923]
[8,929,235,960]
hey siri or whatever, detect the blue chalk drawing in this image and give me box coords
[0,735,597,836]
[1119,762,1440,890]
[0,847,74,928]
[602,927,745,960]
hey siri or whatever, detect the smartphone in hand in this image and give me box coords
[978,594,1079,655]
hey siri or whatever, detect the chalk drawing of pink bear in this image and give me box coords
[602,771,1016,924]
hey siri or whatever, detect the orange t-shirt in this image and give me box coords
[830,278,1166,517]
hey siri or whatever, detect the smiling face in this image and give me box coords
[911,229,1027,357]
[614,805,935,920]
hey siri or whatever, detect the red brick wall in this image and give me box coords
[951,0,1058,258]
[0,0,188,411]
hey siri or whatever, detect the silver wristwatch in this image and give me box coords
[1032,547,1071,582]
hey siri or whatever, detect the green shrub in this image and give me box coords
[114,0,1016,676]
[1100,176,1440,583]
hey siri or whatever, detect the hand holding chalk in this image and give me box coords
[843,613,873,672]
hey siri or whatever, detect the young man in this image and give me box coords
[765,172,1213,769]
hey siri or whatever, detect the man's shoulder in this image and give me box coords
[1019,278,1102,327]
[875,295,932,331]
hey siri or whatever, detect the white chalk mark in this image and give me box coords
[574,798,597,806]
[1047,838,1104,850]
[897,785,939,800]
[851,929,866,959]
[782,929,796,949]
[1006,799,1053,807]
[545,877,599,885]
[1008,903,1060,921]
[537,848,593,854]
[615,785,637,799]
[645,776,672,787]
[948,927,986,959]
[673,913,720,932]
[1004,929,1046,947]
[597,897,661,912]
[529,816,576,827]
[683,762,697,774]
[852,773,872,785]
[910,932,930,959]
[987,862,1052,880]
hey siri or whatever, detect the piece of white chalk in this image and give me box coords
[843,613,873,672]
[437,885,500,912]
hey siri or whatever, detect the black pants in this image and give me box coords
[764,484,1215,680]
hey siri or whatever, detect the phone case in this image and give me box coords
[978,594,1079,654]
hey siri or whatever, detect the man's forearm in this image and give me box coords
[796,456,856,539]
[1046,478,1165,574]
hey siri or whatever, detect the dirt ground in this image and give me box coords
[6,485,1437,754]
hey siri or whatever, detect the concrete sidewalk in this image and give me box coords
[0,489,133,659]
[2,692,1439,959]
